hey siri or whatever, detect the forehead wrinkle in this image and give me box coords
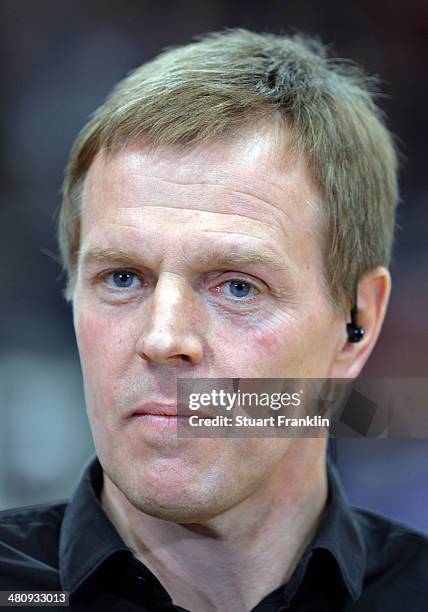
[199,229,268,239]
[89,128,321,221]
[90,165,294,217]
[114,205,283,229]
[125,173,294,219]
[109,181,296,228]
[227,188,295,225]
[87,161,316,237]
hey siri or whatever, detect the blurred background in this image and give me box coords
[1,1,427,531]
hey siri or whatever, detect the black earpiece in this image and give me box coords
[347,306,365,343]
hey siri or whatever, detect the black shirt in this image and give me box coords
[0,456,427,611]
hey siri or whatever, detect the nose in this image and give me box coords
[136,274,204,366]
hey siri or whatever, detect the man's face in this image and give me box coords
[73,125,345,521]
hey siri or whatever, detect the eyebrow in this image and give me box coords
[192,248,291,272]
[79,246,293,274]
[79,247,147,267]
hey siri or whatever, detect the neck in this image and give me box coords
[101,440,328,612]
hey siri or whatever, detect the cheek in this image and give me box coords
[75,308,111,372]
[210,318,296,377]
[251,326,291,375]
[75,302,132,363]
[253,326,283,350]
[74,305,131,417]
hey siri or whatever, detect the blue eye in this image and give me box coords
[227,280,252,298]
[111,270,136,288]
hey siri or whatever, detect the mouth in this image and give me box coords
[131,413,188,429]
[127,403,215,428]
[130,404,179,418]
[127,406,194,434]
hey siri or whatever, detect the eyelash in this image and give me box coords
[99,269,264,302]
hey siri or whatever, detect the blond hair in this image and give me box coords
[59,28,398,308]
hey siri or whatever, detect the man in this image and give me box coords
[0,29,427,611]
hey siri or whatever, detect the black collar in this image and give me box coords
[58,455,366,603]
[307,463,366,601]
[59,456,128,593]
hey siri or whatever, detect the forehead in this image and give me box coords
[80,125,324,269]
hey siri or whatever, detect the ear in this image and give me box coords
[330,267,391,378]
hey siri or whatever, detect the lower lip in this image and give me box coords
[130,414,190,431]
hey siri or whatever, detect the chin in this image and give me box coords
[125,483,228,524]
[133,500,213,523]
[104,466,227,523]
